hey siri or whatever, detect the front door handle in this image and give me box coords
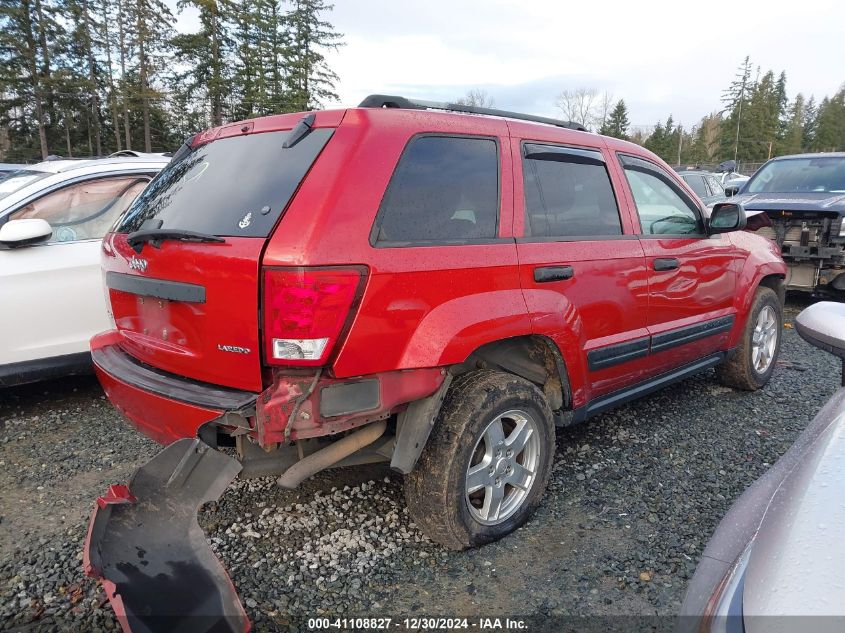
[534,265,574,283]
[653,258,680,271]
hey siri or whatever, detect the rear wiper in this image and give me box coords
[282,113,316,149]
[127,228,225,253]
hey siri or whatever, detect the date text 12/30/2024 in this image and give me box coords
[307,618,529,630]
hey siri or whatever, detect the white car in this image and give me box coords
[713,170,750,193]
[0,155,169,386]
[712,170,744,184]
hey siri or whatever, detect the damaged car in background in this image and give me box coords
[733,153,845,298]
[83,96,786,630]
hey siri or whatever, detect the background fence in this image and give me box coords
[674,161,768,175]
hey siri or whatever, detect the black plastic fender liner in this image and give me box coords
[84,438,249,633]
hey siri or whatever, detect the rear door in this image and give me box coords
[104,118,339,392]
[615,154,737,372]
[513,137,650,402]
[0,173,153,366]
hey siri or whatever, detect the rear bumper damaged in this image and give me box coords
[93,336,445,448]
[91,336,255,445]
[254,366,445,445]
[84,438,250,633]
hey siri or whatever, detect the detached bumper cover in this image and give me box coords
[84,438,249,633]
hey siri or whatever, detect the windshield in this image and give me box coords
[0,169,51,202]
[746,157,845,194]
[115,128,334,238]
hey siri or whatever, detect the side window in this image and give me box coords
[620,156,703,236]
[522,144,622,237]
[682,174,708,198]
[11,176,151,242]
[374,136,499,244]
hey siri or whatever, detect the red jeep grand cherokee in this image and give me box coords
[92,95,786,551]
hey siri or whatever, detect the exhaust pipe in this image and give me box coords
[277,420,387,489]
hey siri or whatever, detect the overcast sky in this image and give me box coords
[169,0,845,129]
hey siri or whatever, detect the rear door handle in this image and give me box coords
[534,265,574,283]
[653,258,680,271]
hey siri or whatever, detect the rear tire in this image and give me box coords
[404,370,555,550]
[716,287,782,390]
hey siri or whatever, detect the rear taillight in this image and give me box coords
[262,267,364,367]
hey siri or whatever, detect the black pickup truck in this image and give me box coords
[732,153,845,298]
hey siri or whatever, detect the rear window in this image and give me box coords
[372,135,499,244]
[114,128,334,237]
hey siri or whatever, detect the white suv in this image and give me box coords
[0,154,169,386]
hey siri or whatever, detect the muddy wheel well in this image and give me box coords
[759,274,786,306]
[459,335,571,413]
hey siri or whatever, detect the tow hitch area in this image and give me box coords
[83,438,249,633]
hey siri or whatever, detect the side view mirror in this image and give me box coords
[708,202,747,234]
[0,218,52,248]
[796,302,845,385]
[724,185,740,197]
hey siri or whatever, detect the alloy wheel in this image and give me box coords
[751,305,778,374]
[465,409,542,526]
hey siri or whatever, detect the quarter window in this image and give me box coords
[620,157,703,236]
[11,176,151,242]
[374,136,499,244]
[522,144,622,237]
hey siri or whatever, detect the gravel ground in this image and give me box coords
[0,299,841,632]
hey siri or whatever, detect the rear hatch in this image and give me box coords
[103,114,340,392]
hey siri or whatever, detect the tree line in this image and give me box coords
[555,57,845,167]
[0,0,343,162]
[4,21,844,169]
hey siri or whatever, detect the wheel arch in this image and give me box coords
[460,334,572,414]
[758,273,786,306]
[727,270,785,350]
[735,251,787,316]
[391,334,572,475]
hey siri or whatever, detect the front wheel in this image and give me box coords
[716,287,782,390]
[404,370,555,550]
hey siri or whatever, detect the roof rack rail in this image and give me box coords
[358,94,588,132]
